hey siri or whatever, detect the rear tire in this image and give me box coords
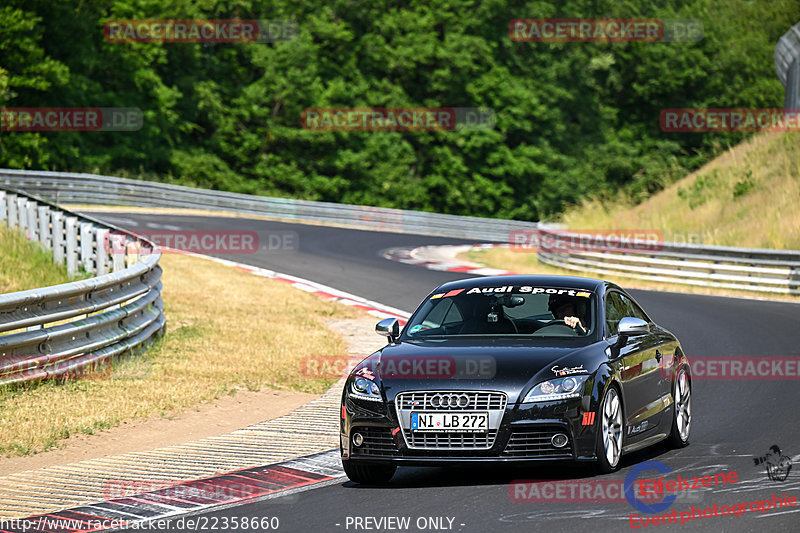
[668,368,691,448]
[342,461,397,484]
[595,386,624,474]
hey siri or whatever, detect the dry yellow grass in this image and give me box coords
[461,247,800,302]
[0,252,356,456]
[461,132,800,300]
[559,132,800,249]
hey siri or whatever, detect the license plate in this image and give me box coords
[410,412,489,433]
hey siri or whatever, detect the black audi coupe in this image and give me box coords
[340,275,692,483]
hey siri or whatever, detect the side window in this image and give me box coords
[605,292,627,336]
[442,301,463,325]
[421,299,462,329]
[619,293,650,322]
[420,299,450,329]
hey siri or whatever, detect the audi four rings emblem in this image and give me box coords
[430,393,470,408]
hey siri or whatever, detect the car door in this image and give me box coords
[605,290,667,442]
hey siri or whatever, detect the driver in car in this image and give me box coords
[548,294,588,334]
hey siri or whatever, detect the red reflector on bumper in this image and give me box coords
[582,412,596,425]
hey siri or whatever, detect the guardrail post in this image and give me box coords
[27,200,39,242]
[95,228,109,276]
[65,216,79,277]
[790,268,800,294]
[38,206,51,249]
[80,221,94,273]
[126,238,141,266]
[112,233,126,272]
[52,211,65,265]
[786,58,800,108]
[7,193,17,229]
[0,185,166,387]
[17,197,27,234]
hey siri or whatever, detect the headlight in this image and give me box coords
[523,375,590,403]
[349,377,382,402]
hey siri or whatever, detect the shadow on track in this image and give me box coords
[341,439,682,490]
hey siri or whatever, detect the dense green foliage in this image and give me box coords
[1,0,797,220]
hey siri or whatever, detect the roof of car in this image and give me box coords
[433,275,607,293]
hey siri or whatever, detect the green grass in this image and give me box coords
[0,224,80,293]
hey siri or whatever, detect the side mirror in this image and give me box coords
[618,317,650,337]
[376,318,400,343]
[610,317,650,353]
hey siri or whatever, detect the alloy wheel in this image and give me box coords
[602,388,623,467]
[675,370,692,442]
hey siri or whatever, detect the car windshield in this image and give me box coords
[403,285,597,338]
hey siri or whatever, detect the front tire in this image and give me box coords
[668,368,691,448]
[596,386,624,474]
[342,461,397,484]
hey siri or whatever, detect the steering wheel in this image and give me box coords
[537,318,584,336]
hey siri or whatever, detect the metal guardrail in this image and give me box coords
[0,169,541,242]
[0,188,165,385]
[776,20,800,108]
[534,229,800,296]
[2,169,799,297]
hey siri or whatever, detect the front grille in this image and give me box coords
[406,431,498,449]
[502,427,573,458]
[351,427,398,457]
[395,390,508,450]
[396,391,507,411]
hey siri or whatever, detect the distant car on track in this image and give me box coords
[340,275,692,483]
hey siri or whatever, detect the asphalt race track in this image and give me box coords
[89,212,800,533]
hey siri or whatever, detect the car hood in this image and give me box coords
[357,337,606,404]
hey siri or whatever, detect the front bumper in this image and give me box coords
[341,394,599,465]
